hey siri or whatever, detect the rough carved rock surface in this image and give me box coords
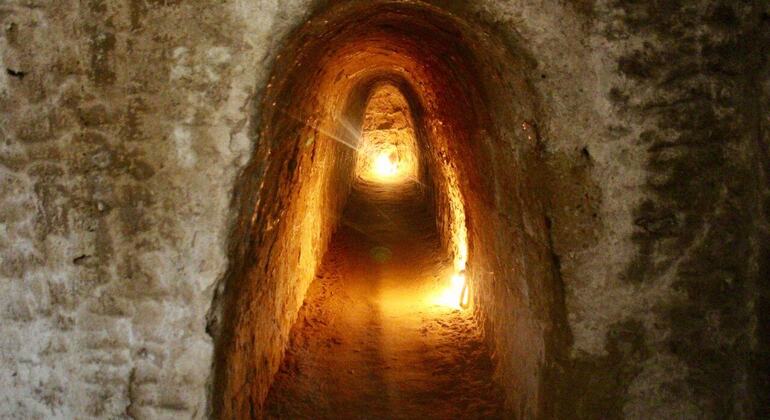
[0,0,767,419]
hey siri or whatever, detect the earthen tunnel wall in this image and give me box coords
[0,1,767,418]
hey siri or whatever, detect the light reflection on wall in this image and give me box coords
[431,165,470,310]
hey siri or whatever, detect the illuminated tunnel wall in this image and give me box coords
[354,84,421,185]
[208,2,566,418]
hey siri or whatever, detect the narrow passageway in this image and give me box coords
[210,6,563,417]
[264,177,504,419]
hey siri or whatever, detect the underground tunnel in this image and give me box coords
[2,0,767,418]
[207,2,565,418]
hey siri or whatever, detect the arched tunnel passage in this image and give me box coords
[264,81,501,417]
[354,83,421,186]
[207,2,568,418]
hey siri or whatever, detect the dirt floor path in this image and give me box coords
[265,181,504,419]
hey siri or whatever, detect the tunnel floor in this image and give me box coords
[264,179,505,418]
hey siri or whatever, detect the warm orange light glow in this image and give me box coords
[354,85,419,184]
[453,229,468,272]
[451,272,465,288]
[358,142,418,184]
[372,151,399,178]
[447,174,468,272]
[434,270,469,309]
[439,169,470,308]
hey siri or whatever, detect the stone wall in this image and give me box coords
[549,1,770,417]
[0,1,313,417]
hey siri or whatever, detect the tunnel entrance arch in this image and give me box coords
[207,2,567,418]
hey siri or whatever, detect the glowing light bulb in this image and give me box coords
[373,152,399,178]
[435,270,469,309]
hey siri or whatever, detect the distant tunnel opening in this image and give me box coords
[208,2,566,418]
[354,84,421,186]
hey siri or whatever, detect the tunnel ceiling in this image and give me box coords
[2,0,766,418]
